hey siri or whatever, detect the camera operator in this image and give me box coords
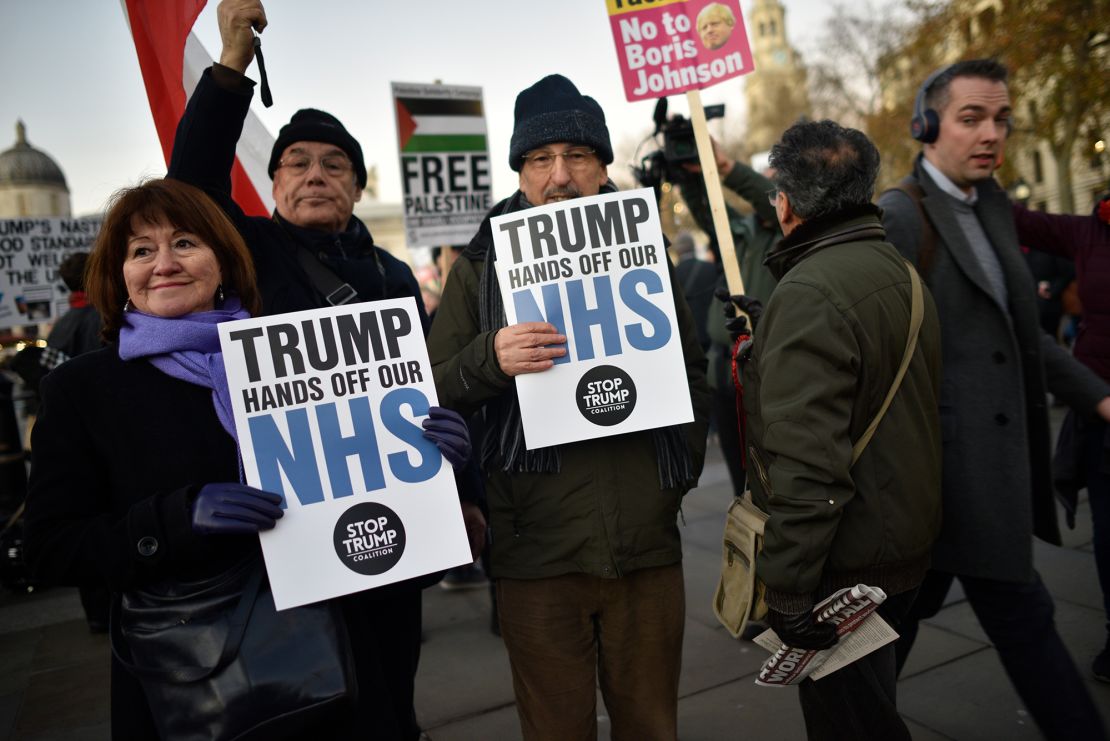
[677,136,781,497]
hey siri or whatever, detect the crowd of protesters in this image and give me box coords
[8,0,1110,739]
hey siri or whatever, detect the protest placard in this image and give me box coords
[605,0,755,296]
[0,218,101,330]
[219,297,472,610]
[492,188,694,450]
[606,0,754,102]
[393,82,493,247]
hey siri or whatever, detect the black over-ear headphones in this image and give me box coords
[911,63,1014,143]
[910,65,952,143]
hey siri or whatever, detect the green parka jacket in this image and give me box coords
[744,206,943,614]
[427,193,712,581]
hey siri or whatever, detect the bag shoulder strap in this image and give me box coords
[293,246,360,306]
[885,178,938,278]
[274,215,369,306]
[850,259,924,466]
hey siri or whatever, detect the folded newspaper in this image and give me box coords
[753,584,898,687]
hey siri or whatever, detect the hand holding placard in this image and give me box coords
[494,322,568,376]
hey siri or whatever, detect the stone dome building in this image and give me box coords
[0,121,71,218]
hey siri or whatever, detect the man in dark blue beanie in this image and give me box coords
[166,2,486,740]
[429,74,711,740]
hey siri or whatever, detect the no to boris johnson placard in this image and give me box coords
[218,297,472,610]
[606,0,754,102]
[393,82,493,247]
[492,188,694,449]
[0,218,102,330]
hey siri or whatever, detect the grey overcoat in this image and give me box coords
[878,156,1109,583]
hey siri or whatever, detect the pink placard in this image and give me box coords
[607,0,754,102]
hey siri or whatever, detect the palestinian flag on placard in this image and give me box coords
[395,95,487,154]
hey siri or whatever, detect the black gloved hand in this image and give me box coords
[421,406,472,470]
[714,287,764,339]
[191,483,284,536]
[767,608,838,650]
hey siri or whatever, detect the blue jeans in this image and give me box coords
[896,569,1106,740]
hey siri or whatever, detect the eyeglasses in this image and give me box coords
[522,148,598,174]
[766,188,780,207]
[278,154,354,178]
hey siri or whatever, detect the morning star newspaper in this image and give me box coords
[753,584,898,687]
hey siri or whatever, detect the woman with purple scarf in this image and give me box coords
[23,179,470,739]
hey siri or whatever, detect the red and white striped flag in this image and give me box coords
[121,0,275,216]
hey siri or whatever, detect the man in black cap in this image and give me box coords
[428,74,711,740]
[169,0,418,318]
[167,2,485,739]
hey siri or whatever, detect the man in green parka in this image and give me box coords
[427,74,711,741]
[741,120,943,739]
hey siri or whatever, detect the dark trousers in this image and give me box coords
[341,585,423,740]
[798,589,916,741]
[497,564,685,741]
[1085,418,1110,642]
[895,569,1107,741]
[713,382,746,498]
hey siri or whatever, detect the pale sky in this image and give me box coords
[1,0,843,217]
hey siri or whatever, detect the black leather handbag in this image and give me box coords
[111,557,357,740]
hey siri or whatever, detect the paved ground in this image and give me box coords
[2,440,1108,740]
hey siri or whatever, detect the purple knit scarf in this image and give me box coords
[118,298,250,440]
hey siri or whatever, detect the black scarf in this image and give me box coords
[275,213,402,302]
[466,189,695,490]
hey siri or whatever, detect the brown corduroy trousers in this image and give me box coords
[496,564,685,741]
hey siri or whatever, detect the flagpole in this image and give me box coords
[686,89,745,298]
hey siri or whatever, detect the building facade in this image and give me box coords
[0,121,71,218]
[743,0,810,153]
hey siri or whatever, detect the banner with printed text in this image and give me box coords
[219,297,472,610]
[606,0,754,102]
[0,218,102,330]
[492,188,693,449]
[393,82,492,247]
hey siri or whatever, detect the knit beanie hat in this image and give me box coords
[508,75,613,172]
[268,109,367,188]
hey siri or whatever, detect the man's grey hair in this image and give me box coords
[769,120,881,221]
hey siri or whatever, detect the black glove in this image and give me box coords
[421,406,472,470]
[767,608,838,650]
[191,483,284,536]
[714,287,764,339]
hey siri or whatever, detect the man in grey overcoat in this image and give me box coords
[879,59,1110,740]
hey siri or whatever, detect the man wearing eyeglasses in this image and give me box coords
[428,74,710,740]
[168,2,420,319]
[166,2,485,740]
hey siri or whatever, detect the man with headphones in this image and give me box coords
[879,59,1110,740]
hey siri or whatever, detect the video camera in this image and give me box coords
[632,97,725,192]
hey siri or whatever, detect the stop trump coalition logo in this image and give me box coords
[576,365,637,426]
[333,502,407,575]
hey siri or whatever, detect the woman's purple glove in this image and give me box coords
[191,483,284,536]
[421,406,472,470]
